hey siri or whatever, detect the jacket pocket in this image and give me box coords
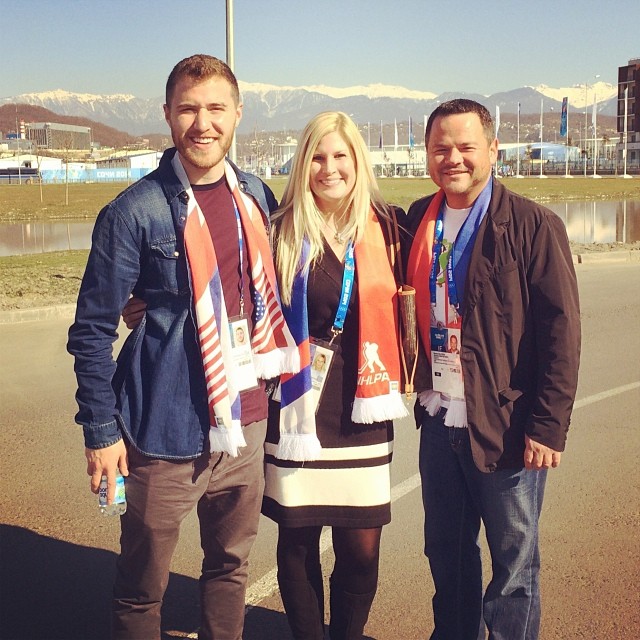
[498,386,523,406]
[149,236,189,295]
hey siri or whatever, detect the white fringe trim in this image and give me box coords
[253,346,300,379]
[443,398,468,428]
[351,392,409,424]
[208,421,247,457]
[418,391,468,428]
[275,433,323,462]
[419,389,442,415]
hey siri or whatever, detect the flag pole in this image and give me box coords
[538,99,547,178]
[516,102,523,178]
[563,97,572,178]
[423,115,429,177]
[495,106,500,177]
[591,87,601,178]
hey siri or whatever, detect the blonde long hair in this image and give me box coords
[273,111,391,305]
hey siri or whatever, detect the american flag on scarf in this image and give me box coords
[171,153,298,456]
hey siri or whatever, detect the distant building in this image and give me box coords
[26,122,92,151]
[275,139,298,166]
[369,146,427,177]
[617,58,640,168]
[95,150,160,171]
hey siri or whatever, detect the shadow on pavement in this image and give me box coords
[0,525,293,640]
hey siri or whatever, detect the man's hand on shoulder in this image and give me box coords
[524,435,562,470]
[85,440,129,503]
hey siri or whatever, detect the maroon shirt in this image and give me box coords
[192,178,267,425]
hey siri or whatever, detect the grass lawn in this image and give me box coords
[0,183,128,222]
[1,176,639,223]
[0,250,88,310]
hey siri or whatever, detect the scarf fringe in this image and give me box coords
[254,346,301,380]
[276,432,323,461]
[419,389,442,415]
[444,399,468,428]
[419,390,467,428]
[208,422,247,457]
[351,393,409,424]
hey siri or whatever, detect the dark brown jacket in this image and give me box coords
[406,178,581,472]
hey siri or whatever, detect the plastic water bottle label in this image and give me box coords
[99,474,126,514]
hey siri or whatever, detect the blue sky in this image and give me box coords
[1,0,637,99]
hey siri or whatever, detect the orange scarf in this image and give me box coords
[406,190,445,359]
[351,208,408,422]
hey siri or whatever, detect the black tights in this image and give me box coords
[277,525,382,595]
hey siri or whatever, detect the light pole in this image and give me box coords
[226,0,237,165]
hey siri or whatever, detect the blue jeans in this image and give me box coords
[419,411,547,640]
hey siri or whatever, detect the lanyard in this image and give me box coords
[232,200,245,316]
[329,241,355,343]
[445,248,459,310]
[429,206,474,312]
[429,210,446,305]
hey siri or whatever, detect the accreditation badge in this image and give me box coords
[430,327,464,399]
[271,338,337,414]
[228,316,258,392]
[308,338,337,412]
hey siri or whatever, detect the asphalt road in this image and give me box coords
[1,262,639,640]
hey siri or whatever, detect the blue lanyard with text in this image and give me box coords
[329,241,355,344]
[445,248,459,310]
[232,200,245,316]
[429,207,463,311]
[429,209,446,305]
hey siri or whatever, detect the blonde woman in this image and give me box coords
[264,111,408,640]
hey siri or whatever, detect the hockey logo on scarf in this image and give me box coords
[276,207,408,462]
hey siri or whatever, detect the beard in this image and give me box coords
[172,131,234,174]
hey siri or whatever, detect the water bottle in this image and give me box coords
[98,472,127,516]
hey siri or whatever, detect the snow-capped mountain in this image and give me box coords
[1,82,618,136]
[532,82,616,109]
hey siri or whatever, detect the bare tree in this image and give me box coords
[61,132,74,206]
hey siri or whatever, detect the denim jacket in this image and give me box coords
[67,148,278,459]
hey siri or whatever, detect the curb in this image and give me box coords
[573,251,639,265]
[0,304,76,324]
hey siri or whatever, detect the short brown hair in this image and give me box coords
[425,99,495,146]
[165,54,240,106]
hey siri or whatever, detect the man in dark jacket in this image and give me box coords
[405,99,580,640]
[67,55,294,639]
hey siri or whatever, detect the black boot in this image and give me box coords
[328,577,376,640]
[278,577,325,640]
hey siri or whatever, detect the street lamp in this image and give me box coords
[226,0,237,164]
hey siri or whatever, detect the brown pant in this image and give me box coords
[112,420,267,640]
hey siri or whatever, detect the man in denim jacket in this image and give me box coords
[68,55,281,639]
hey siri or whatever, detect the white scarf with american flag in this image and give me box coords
[173,154,299,456]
